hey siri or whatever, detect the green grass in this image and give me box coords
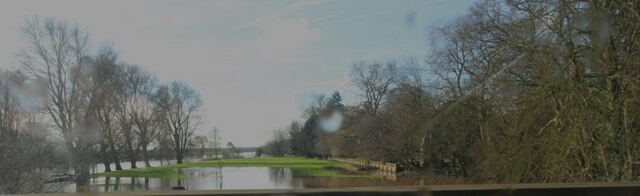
[94,157,373,179]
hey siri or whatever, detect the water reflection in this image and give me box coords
[61,166,471,192]
[81,167,300,192]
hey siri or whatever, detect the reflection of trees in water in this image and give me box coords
[269,168,305,188]
[293,170,395,188]
[104,177,111,192]
[144,177,149,190]
[130,177,136,190]
[100,177,149,191]
[114,177,120,190]
[213,167,222,190]
[269,168,291,184]
[216,167,222,190]
[160,178,172,190]
[182,167,223,190]
[392,174,469,186]
[176,169,185,188]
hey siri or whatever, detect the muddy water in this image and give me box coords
[60,167,470,192]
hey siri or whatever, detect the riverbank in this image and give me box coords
[94,157,372,178]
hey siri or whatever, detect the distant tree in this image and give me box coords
[155,131,174,166]
[226,142,238,158]
[255,147,263,157]
[194,135,208,158]
[264,129,289,157]
[300,116,318,157]
[288,121,304,156]
[328,91,343,110]
[209,127,222,158]
[226,142,235,149]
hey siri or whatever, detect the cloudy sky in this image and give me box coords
[0,0,476,147]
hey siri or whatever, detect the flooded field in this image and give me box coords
[59,166,469,192]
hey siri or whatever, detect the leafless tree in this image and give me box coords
[350,61,396,116]
[124,65,161,167]
[209,127,222,159]
[90,43,125,171]
[194,135,208,158]
[157,81,202,164]
[0,71,64,194]
[17,17,97,186]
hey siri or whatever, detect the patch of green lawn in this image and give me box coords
[94,157,374,179]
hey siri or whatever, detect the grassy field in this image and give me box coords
[94,157,369,178]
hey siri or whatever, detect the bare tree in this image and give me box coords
[157,81,202,164]
[0,71,64,194]
[350,61,396,116]
[125,65,161,167]
[89,43,127,171]
[17,17,97,186]
[118,64,159,169]
[194,135,208,158]
[209,127,222,159]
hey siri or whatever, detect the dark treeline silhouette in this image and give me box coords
[263,0,640,183]
[0,17,204,193]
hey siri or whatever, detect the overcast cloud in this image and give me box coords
[0,0,475,146]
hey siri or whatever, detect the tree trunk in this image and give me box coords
[176,151,184,164]
[130,158,137,169]
[74,166,90,189]
[103,161,111,172]
[111,146,123,170]
[126,138,138,169]
[71,145,91,191]
[114,157,123,170]
[100,143,112,172]
[142,145,151,167]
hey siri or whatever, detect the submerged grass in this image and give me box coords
[94,157,372,178]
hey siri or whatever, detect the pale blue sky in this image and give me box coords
[0,0,476,146]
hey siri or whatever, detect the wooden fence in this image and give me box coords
[329,157,397,173]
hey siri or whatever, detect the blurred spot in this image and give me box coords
[318,110,343,133]
[405,11,415,28]
[573,11,612,49]
[0,74,46,114]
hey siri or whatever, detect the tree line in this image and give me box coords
[0,17,208,193]
[262,0,640,183]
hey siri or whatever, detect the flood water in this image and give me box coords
[57,166,470,192]
[69,167,302,192]
[56,153,466,193]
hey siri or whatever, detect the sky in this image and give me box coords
[0,0,476,147]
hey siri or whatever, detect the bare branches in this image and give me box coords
[157,81,202,164]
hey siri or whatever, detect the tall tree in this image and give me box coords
[125,65,161,167]
[17,17,97,186]
[157,81,202,164]
[91,43,125,171]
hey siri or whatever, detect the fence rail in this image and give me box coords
[329,157,397,173]
[39,183,640,196]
